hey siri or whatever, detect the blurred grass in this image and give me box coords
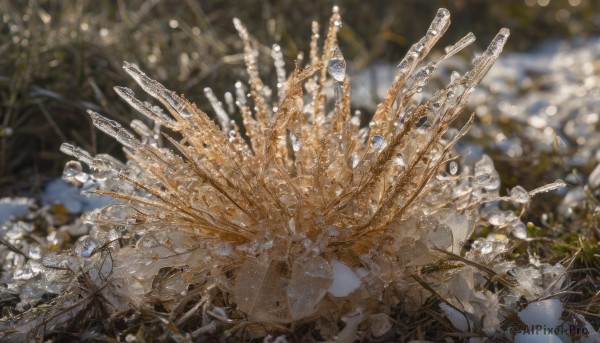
[2,0,600,196]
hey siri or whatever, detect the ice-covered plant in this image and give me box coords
[58,6,512,336]
[4,6,530,341]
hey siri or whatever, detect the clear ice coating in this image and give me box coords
[287,256,333,319]
[510,185,530,204]
[204,87,231,132]
[63,160,82,178]
[370,135,388,152]
[474,155,500,190]
[75,236,99,257]
[528,179,566,196]
[449,161,458,175]
[328,46,346,82]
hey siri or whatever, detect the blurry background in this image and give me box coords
[2,0,600,196]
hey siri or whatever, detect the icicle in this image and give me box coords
[529,179,566,196]
[224,92,235,114]
[88,110,141,149]
[234,81,247,106]
[123,62,166,100]
[114,86,177,129]
[443,32,476,59]
[60,143,94,165]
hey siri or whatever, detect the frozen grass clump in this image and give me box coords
[60,6,509,336]
[3,6,593,342]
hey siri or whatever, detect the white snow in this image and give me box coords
[41,179,111,214]
[515,299,565,343]
[0,197,34,224]
[327,260,361,297]
[518,299,563,328]
[439,302,472,332]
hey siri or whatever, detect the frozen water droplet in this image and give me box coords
[289,131,301,152]
[450,71,460,82]
[395,154,406,167]
[473,155,500,190]
[76,236,99,258]
[350,112,361,126]
[449,161,458,175]
[227,130,237,142]
[328,46,346,82]
[447,87,456,98]
[488,210,506,226]
[370,135,388,152]
[510,186,530,204]
[476,240,493,254]
[511,221,527,239]
[63,161,82,178]
[351,153,360,168]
